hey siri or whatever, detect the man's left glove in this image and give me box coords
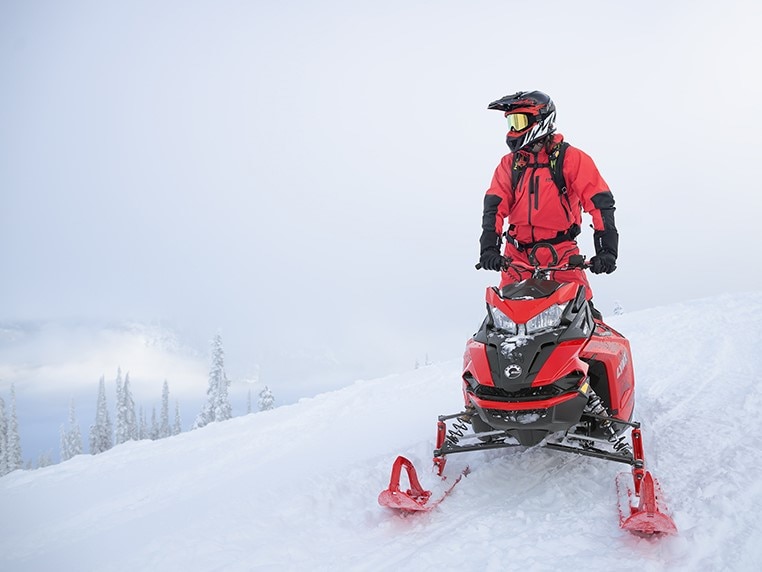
[590,252,617,274]
[591,227,618,274]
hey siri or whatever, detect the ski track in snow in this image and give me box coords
[1,292,762,571]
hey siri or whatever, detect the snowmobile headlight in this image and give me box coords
[489,306,518,335]
[525,303,568,333]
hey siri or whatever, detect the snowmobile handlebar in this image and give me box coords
[476,242,590,274]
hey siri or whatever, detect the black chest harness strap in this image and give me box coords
[505,224,581,252]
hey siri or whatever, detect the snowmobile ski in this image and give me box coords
[616,471,677,535]
[377,455,468,512]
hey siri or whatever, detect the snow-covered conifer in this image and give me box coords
[60,401,82,462]
[124,373,138,441]
[89,376,113,454]
[258,385,275,412]
[36,450,53,469]
[150,408,159,440]
[138,406,147,440]
[6,385,23,472]
[173,401,182,435]
[0,397,8,476]
[59,423,70,462]
[613,301,625,316]
[160,380,171,438]
[66,400,82,458]
[115,368,128,445]
[194,334,232,428]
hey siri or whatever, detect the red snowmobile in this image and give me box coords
[378,246,677,536]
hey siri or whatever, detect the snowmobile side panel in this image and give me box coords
[463,339,495,387]
[581,323,635,422]
[531,340,589,387]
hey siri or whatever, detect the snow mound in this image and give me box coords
[2,292,762,571]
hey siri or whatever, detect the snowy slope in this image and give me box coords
[2,293,762,571]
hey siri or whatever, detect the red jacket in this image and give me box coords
[483,133,615,246]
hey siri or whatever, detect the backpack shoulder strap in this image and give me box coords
[510,151,529,191]
[549,141,570,195]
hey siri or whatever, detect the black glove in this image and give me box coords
[479,248,507,271]
[591,227,618,274]
[590,252,617,274]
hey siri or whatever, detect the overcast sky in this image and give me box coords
[2,0,761,408]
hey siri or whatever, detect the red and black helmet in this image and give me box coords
[488,91,557,152]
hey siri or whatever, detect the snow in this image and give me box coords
[2,293,762,571]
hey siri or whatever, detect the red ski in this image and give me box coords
[615,429,677,535]
[378,456,468,512]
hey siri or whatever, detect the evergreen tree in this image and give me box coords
[138,406,147,440]
[36,450,53,469]
[124,373,138,441]
[160,380,171,438]
[61,400,82,461]
[173,401,182,435]
[59,423,70,462]
[115,368,128,445]
[613,300,625,316]
[258,385,275,411]
[6,385,22,472]
[67,400,83,457]
[194,334,232,428]
[149,408,159,440]
[0,397,8,476]
[89,376,113,454]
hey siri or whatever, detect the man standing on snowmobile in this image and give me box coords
[478,91,618,300]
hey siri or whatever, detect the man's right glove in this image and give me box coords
[590,251,617,274]
[479,248,507,272]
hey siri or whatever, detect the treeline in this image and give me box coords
[0,385,23,476]
[1,333,277,475]
[58,371,183,463]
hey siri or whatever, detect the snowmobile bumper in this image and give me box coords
[467,388,588,446]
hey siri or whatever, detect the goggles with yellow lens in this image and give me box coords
[506,112,532,132]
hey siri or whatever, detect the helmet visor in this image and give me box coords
[506,112,531,132]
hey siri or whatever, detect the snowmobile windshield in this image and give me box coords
[506,112,531,132]
[500,278,562,300]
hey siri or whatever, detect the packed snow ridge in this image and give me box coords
[2,292,762,571]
